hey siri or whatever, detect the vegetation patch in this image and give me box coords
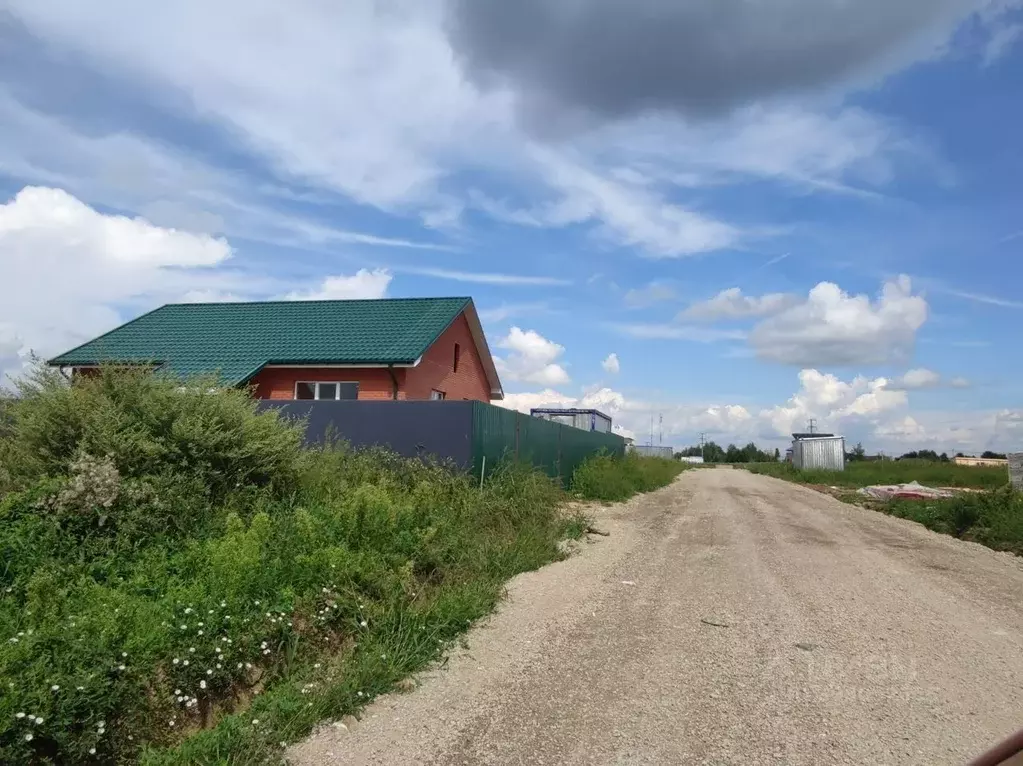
[745,458,1020,556]
[884,488,1023,556]
[0,367,585,764]
[746,459,1008,490]
[571,452,687,502]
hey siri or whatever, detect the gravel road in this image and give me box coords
[290,468,1023,766]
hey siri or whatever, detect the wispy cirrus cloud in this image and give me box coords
[398,266,570,286]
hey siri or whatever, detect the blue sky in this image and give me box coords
[0,1,1020,452]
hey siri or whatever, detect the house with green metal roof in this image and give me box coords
[48,297,504,402]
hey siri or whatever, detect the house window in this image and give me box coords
[430,390,446,400]
[295,381,359,400]
[453,343,461,373]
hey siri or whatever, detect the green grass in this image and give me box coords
[746,459,1008,490]
[0,367,583,764]
[885,488,1023,556]
[570,452,687,502]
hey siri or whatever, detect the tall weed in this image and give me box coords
[0,366,577,764]
[571,452,686,502]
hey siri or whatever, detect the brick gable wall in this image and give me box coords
[403,312,491,401]
[247,311,492,402]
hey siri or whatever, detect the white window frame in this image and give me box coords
[430,389,446,401]
[294,381,359,401]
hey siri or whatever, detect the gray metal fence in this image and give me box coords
[628,445,675,459]
[258,400,625,481]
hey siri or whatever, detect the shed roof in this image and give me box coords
[49,297,503,396]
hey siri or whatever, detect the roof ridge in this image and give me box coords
[162,296,472,308]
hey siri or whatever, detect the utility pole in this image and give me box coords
[658,414,663,446]
[700,432,707,462]
[807,418,817,435]
[649,415,654,447]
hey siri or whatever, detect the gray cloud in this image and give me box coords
[446,0,994,122]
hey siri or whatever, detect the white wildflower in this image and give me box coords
[360,620,368,627]
[206,669,213,676]
[200,680,206,690]
[252,719,259,725]
[89,747,97,754]
[15,712,25,718]
[51,685,59,691]
[24,733,33,742]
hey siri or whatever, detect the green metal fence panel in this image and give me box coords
[470,402,625,483]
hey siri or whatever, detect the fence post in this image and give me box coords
[556,426,563,481]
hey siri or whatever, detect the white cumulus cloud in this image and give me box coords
[891,368,942,390]
[285,269,392,301]
[681,287,798,322]
[750,276,928,366]
[495,327,571,386]
[0,186,235,385]
[602,353,621,374]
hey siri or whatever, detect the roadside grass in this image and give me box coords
[746,459,1008,490]
[745,460,1021,556]
[571,452,687,502]
[885,488,1023,556]
[0,366,581,764]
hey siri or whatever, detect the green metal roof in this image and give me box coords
[49,297,473,385]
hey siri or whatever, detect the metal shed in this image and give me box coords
[791,435,846,471]
[530,408,613,433]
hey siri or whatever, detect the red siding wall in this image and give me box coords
[404,313,491,401]
[246,311,492,402]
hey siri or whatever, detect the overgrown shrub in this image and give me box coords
[571,452,686,502]
[0,366,582,764]
[0,366,303,501]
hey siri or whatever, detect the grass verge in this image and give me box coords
[0,367,580,764]
[746,459,1008,490]
[883,488,1023,556]
[571,452,688,502]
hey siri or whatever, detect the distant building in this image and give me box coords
[530,408,612,433]
[953,456,1009,468]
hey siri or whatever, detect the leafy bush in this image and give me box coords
[0,367,578,764]
[0,366,303,502]
[571,452,686,502]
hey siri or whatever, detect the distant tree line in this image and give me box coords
[675,442,1008,465]
[676,442,780,464]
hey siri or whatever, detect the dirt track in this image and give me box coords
[290,468,1023,766]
